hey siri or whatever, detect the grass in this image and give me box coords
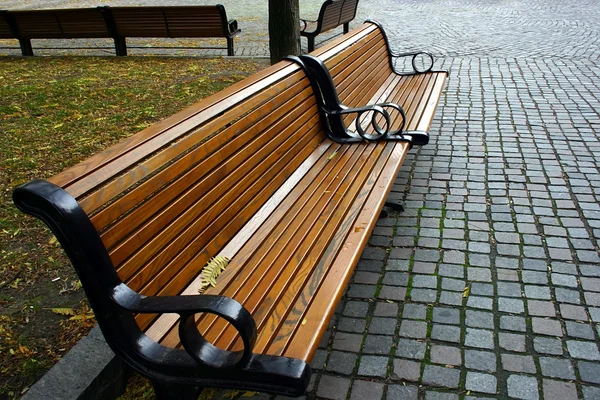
[0,56,268,399]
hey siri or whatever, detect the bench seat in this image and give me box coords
[13,22,446,398]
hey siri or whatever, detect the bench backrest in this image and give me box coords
[6,8,111,39]
[318,0,359,32]
[0,11,15,38]
[318,23,392,108]
[45,62,321,330]
[108,6,230,38]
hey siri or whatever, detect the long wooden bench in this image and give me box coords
[13,22,447,399]
[0,5,240,56]
[300,0,359,52]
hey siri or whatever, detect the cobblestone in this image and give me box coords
[465,372,497,395]
[567,340,600,361]
[502,354,536,373]
[507,375,539,400]
[396,339,426,360]
[317,376,351,400]
[392,358,421,382]
[464,350,496,372]
[464,329,494,349]
[430,345,462,366]
[350,380,384,400]
[542,380,577,400]
[422,365,460,388]
[539,357,575,380]
[386,385,418,400]
[358,356,388,377]
[499,332,526,352]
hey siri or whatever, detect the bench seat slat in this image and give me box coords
[253,142,391,355]
[144,140,337,343]
[135,126,325,330]
[204,142,382,350]
[279,141,408,360]
[209,73,441,356]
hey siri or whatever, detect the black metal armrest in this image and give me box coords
[299,19,308,32]
[287,54,428,147]
[111,283,256,369]
[389,50,435,75]
[228,19,240,35]
[328,102,406,142]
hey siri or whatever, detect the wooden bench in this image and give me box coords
[0,5,240,57]
[300,0,359,52]
[13,21,447,399]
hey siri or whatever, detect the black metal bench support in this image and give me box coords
[308,37,315,52]
[114,37,127,56]
[19,38,33,56]
[227,37,234,56]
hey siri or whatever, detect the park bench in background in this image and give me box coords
[13,21,446,399]
[300,0,359,52]
[0,5,240,56]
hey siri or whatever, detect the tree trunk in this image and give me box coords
[268,0,301,65]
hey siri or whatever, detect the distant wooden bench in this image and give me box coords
[300,0,359,52]
[0,5,240,56]
[13,22,447,399]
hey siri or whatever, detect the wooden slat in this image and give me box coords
[136,125,325,331]
[111,6,227,38]
[7,9,110,39]
[280,142,409,360]
[109,95,319,277]
[71,66,306,206]
[91,78,313,236]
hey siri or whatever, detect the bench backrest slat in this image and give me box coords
[318,0,359,32]
[47,62,322,308]
[339,0,359,24]
[109,6,228,38]
[319,1,344,32]
[8,9,110,38]
[0,12,15,38]
[326,29,392,105]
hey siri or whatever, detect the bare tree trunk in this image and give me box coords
[268,0,301,65]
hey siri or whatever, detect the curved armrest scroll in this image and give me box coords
[228,19,239,34]
[390,51,435,75]
[112,283,256,369]
[329,102,406,142]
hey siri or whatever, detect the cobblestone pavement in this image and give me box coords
[3,0,600,399]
